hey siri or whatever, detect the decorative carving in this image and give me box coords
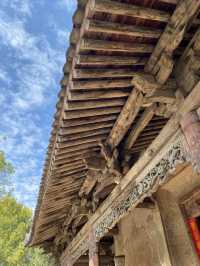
[89,229,99,266]
[79,143,122,212]
[94,138,186,239]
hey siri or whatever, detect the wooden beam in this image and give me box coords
[79,169,99,197]
[124,104,157,151]
[132,73,162,94]
[57,134,107,149]
[107,89,143,150]
[80,39,154,53]
[55,148,100,164]
[145,0,200,74]
[89,0,170,22]
[58,128,111,143]
[64,107,121,120]
[75,54,147,67]
[68,88,129,101]
[71,79,132,90]
[59,121,115,135]
[62,114,118,127]
[73,69,142,79]
[56,147,100,161]
[144,88,176,105]
[86,19,161,39]
[175,29,200,94]
[132,73,177,95]
[66,98,126,110]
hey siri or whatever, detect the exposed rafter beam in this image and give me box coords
[75,54,147,67]
[80,39,154,53]
[145,0,200,75]
[107,89,143,150]
[71,79,132,90]
[89,0,170,22]
[85,19,162,39]
[124,104,157,151]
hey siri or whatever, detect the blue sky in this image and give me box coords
[0,0,76,208]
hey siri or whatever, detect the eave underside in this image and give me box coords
[28,0,200,257]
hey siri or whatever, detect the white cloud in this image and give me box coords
[0,68,11,84]
[0,0,73,208]
[0,10,63,110]
[0,0,32,17]
[59,0,77,12]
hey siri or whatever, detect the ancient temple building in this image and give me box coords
[27,0,200,265]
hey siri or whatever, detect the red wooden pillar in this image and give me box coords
[187,218,200,260]
[180,111,200,171]
[89,230,99,266]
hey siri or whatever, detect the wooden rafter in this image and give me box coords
[61,81,200,265]
[124,104,157,151]
[107,89,143,150]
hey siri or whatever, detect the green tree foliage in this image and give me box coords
[0,151,14,197]
[0,196,55,266]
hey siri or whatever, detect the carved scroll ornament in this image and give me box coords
[94,137,186,239]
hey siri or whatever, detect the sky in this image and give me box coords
[0,0,77,208]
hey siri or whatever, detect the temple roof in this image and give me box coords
[28,0,200,250]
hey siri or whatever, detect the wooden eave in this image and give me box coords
[28,0,200,250]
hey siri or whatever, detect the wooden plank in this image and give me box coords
[56,147,100,161]
[64,106,121,119]
[75,54,147,67]
[80,39,154,53]
[73,69,142,79]
[59,121,115,135]
[68,89,129,101]
[107,89,143,150]
[124,104,157,151]
[89,0,170,22]
[66,98,126,110]
[53,161,85,173]
[145,0,200,73]
[86,19,161,39]
[58,128,111,142]
[62,114,118,127]
[57,134,107,149]
[71,79,132,90]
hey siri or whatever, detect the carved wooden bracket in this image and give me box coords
[79,143,122,212]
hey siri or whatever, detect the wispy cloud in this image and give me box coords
[0,0,32,17]
[0,1,72,208]
[59,0,77,12]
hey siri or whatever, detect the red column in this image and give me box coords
[188,217,200,260]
